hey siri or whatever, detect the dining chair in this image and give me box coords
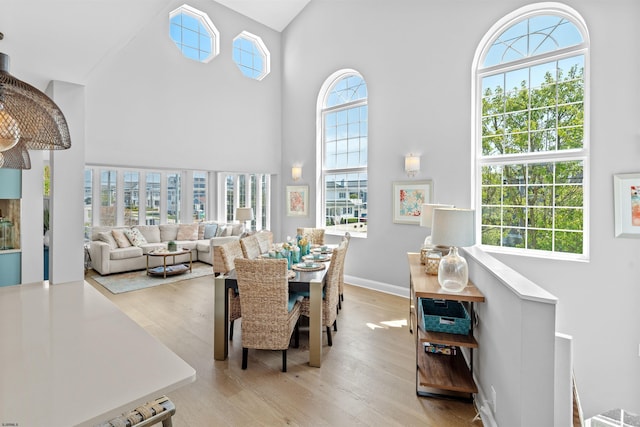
[255,230,274,254]
[299,240,346,346]
[234,258,301,372]
[219,240,245,340]
[338,232,351,310]
[240,234,261,259]
[296,227,325,246]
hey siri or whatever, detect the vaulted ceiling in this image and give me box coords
[0,0,309,90]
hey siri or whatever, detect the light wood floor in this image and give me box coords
[86,268,482,426]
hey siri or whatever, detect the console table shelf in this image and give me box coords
[408,252,485,401]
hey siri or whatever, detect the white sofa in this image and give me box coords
[89,222,242,275]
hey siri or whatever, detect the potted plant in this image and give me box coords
[167,240,177,252]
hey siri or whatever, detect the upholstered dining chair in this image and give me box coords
[296,227,325,246]
[219,240,245,340]
[240,234,261,259]
[299,241,346,346]
[234,258,301,372]
[338,232,351,310]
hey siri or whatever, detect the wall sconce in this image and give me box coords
[404,154,420,177]
[292,165,302,181]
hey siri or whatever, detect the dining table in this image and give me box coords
[214,256,330,368]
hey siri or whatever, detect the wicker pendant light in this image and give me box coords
[0,32,71,169]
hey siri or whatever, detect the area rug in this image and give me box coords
[92,262,213,294]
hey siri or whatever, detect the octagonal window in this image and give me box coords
[232,31,270,81]
[170,4,219,63]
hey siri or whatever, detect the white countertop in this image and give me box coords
[0,280,196,427]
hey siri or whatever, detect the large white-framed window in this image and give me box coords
[218,172,271,231]
[86,168,206,226]
[473,4,589,260]
[317,69,368,238]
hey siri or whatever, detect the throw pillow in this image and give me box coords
[204,224,218,239]
[230,223,244,236]
[111,229,132,248]
[223,226,233,237]
[215,225,226,237]
[124,227,148,247]
[177,223,198,241]
[97,231,118,250]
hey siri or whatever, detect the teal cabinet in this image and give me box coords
[0,169,21,198]
[0,252,21,286]
[0,168,22,286]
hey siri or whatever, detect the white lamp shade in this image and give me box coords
[420,203,454,228]
[430,208,476,247]
[236,207,254,221]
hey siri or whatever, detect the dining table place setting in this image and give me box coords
[292,260,327,272]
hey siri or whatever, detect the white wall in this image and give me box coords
[281,0,640,418]
[85,0,283,176]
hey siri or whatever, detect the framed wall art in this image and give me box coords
[392,180,433,224]
[613,173,640,238]
[286,185,309,217]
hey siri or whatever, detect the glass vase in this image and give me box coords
[437,246,468,292]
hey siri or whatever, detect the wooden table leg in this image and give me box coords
[214,275,229,361]
[309,278,323,367]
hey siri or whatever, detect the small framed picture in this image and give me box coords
[286,185,309,217]
[613,173,640,238]
[392,180,433,224]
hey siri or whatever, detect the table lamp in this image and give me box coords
[236,207,254,234]
[430,208,475,292]
[420,203,454,248]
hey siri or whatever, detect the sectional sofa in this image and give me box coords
[89,222,243,275]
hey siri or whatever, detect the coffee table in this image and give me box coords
[146,248,192,278]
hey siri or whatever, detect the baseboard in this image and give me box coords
[344,275,409,298]
[474,382,498,427]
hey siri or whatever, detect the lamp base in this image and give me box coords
[437,246,468,292]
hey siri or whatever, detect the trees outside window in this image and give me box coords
[475,8,589,258]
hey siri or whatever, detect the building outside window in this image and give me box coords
[166,172,181,224]
[100,170,116,226]
[146,172,161,225]
[193,171,207,221]
[123,171,139,226]
[475,7,589,259]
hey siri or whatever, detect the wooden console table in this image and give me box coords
[407,252,485,401]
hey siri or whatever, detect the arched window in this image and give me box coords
[473,4,589,259]
[317,70,368,237]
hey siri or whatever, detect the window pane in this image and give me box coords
[84,169,92,231]
[169,6,218,63]
[146,173,160,225]
[123,172,139,226]
[100,170,116,226]
[167,173,181,224]
[193,171,207,221]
